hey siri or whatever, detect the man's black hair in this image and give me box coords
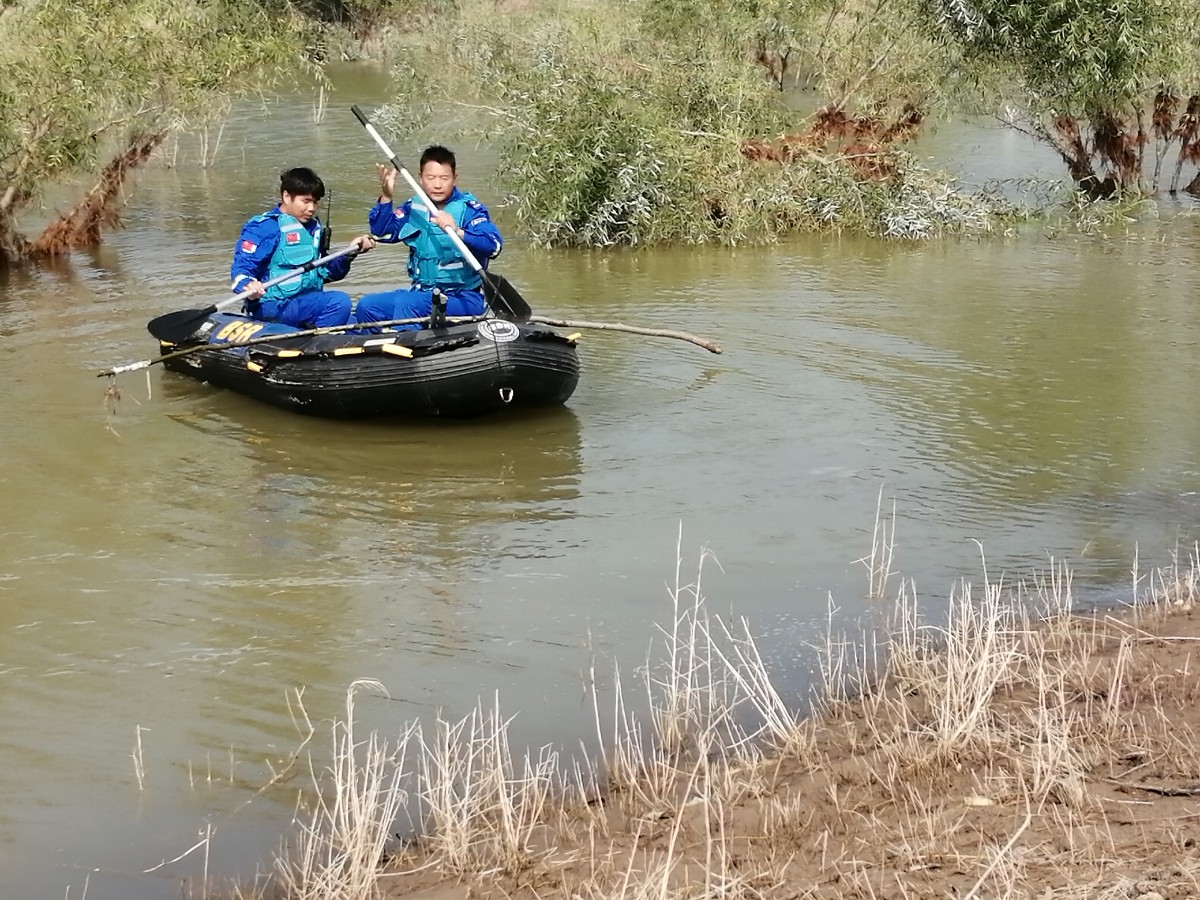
[280,167,325,200]
[419,145,457,173]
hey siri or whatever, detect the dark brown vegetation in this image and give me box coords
[1156,92,1200,195]
[25,131,166,258]
[740,103,925,181]
[1043,94,1200,201]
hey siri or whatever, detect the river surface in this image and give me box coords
[4,65,1200,899]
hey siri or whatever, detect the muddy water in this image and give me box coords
[4,65,1200,898]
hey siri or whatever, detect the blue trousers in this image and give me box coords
[354,288,486,330]
[248,289,353,329]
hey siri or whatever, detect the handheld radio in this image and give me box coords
[319,190,333,257]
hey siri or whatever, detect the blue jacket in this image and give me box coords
[368,187,502,292]
[231,208,353,302]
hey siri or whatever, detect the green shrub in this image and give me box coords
[380,2,1011,245]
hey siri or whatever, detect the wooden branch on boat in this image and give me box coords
[97,315,485,377]
[527,316,723,354]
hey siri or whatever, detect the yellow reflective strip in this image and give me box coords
[333,346,365,356]
[381,344,413,358]
[246,361,264,373]
[566,333,582,341]
[276,349,302,358]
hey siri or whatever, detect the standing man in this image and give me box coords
[355,146,502,328]
[231,167,374,329]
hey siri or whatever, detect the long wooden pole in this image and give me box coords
[527,316,722,354]
[97,315,486,377]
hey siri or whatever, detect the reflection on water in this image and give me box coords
[162,393,585,569]
[5,66,1200,900]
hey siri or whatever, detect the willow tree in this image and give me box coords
[922,0,1200,197]
[638,0,815,90]
[0,0,313,265]
[381,0,1003,245]
[640,0,947,112]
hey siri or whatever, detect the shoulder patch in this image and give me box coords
[468,216,487,227]
[240,239,258,253]
[466,199,482,209]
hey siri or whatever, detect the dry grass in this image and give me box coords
[276,679,412,900]
[219,518,1200,900]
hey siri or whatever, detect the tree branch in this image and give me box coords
[527,316,723,354]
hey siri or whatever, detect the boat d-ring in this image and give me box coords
[499,387,514,404]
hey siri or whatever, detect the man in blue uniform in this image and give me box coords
[355,146,502,328]
[231,167,375,328]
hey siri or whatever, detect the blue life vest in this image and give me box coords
[264,213,324,302]
[406,193,482,292]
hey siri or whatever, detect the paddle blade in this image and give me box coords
[483,272,532,322]
[147,306,216,343]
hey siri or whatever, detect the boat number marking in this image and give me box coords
[477,320,519,343]
[214,322,266,343]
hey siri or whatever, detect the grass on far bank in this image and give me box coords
[211,515,1200,900]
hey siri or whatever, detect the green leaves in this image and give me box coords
[926,0,1200,114]
[923,0,1200,196]
[468,17,792,245]
[0,0,311,235]
[379,2,1007,246]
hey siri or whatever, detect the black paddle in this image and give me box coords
[146,242,362,344]
[350,105,532,323]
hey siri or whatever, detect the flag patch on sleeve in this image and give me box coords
[240,239,257,253]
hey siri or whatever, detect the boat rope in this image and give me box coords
[486,311,505,401]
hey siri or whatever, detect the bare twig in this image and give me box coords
[1105,779,1200,797]
[527,316,723,354]
[963,812,1033,900]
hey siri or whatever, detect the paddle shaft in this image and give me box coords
[351,106,489,278]
[218,241,361,313]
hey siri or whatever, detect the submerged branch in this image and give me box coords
[527,316,723,354]
[31,129,167,256]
